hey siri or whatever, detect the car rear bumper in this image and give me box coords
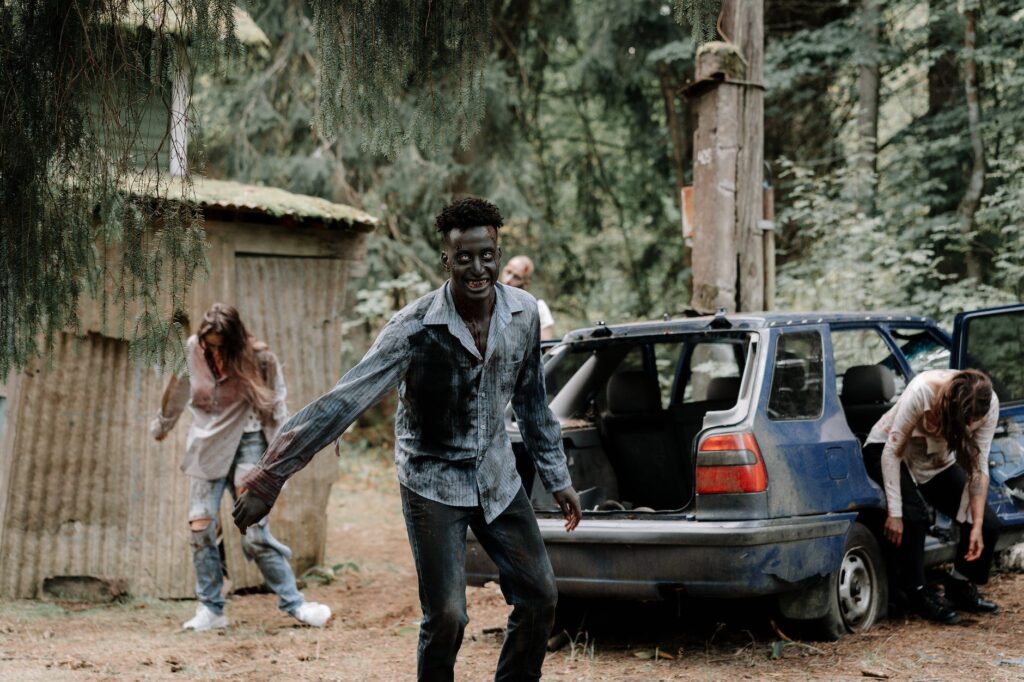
[466,513,857,600]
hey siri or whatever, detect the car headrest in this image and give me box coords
[841,365,896,404]
[706,376,741,403]
[606,370,660,414]
[773,355,806,392]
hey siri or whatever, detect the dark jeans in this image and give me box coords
[400,484,558,682]
[863,443,1000,589]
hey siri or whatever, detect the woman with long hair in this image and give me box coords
[863,368,1001,624]
[152,303,331,631]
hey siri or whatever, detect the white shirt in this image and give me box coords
[866,369,999,522]
[536,299,554,332]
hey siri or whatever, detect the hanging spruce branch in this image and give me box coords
[312,0,492,158]
[309,0,719,157]
[674,0,721,45]
[0,1,238,375]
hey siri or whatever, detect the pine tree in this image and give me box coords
[0,1,237,374]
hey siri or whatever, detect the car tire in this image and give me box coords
[813,522,888,640]
[782,522,888,641]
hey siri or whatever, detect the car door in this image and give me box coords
[951,304,1024,526]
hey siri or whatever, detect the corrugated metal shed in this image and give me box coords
[0,192,374,598]
[0,333,189,597]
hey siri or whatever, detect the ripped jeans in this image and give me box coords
[188,431,304,616]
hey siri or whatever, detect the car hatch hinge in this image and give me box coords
[708,307,733,329]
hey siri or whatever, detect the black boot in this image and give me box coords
[907,586,961,624]
[945,578,998,614]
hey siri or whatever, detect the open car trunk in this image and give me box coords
[512,330,753,516]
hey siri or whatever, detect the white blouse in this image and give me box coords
[865,369,998,523]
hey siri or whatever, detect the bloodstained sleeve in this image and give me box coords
[880,382,928,518]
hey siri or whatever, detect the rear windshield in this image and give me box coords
[544,331,753,422]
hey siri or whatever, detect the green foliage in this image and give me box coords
[774,158,1015,322]
[0,0,239,374]
[769,0,1024,322]
[311,0,491,158]
[197,0,1021,352]
[241,0,715,162]
[675,0,720,45]
[199,1,697,334]
[352,273,432,328]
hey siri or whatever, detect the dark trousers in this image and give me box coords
[864,443,1000,589]
[400,484,558,682]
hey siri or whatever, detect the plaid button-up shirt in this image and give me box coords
[243,282,572,523]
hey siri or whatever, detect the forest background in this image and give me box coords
[192,0,1024,349]
[5,0,1021,371]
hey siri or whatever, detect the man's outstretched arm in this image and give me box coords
[233,318,411,529]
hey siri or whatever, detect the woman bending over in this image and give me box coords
[863,368,1000,624]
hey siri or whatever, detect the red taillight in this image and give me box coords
[696,432,768,494]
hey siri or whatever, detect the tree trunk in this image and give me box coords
[659,62,687,212]
[957,5,983,281]
[927,0,965,223]
[855,0,880,215]
[720,0,765,312]
[928,2,960,119]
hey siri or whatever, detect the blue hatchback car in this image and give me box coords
[466,304,1024,638]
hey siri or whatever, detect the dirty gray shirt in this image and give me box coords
[243,282,572,523]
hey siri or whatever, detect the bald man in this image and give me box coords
[501,255,555,340]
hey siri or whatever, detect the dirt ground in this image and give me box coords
[2,449,1023,681]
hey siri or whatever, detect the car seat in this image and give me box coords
[840,364,896,443]
[599,370,689,510]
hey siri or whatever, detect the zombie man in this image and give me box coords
[233,197,581,682]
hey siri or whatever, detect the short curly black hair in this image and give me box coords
[434,197,504,235]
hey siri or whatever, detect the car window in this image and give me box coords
[889,328,951,375]
[768,331,824,421]
[831,328,907,397]
[653,342,685,409]
[958,312,1024,404]
[682,342,743,403]
[544,346,591,404]
[592,345,645,414]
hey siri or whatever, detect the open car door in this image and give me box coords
[952,303,1024,409]
[952,303,1024,526]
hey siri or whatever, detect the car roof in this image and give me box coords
[561,311,937,343]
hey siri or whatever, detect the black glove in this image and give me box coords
[232,490,271,532]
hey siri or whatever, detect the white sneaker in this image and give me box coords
[292,601,331,627]
[182,604,228,631]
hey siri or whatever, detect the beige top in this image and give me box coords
[865,369,999,523]
[150,336,288,480]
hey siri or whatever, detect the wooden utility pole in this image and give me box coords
[855,0,880,215]
[686,0,765,313]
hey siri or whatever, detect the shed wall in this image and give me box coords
[0,333,190,598]
[218,255,354,589]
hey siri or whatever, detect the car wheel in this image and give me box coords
[809,522,888,640]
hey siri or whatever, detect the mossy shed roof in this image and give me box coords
[128,175,379,232]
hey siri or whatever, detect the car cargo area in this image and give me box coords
[517,331,753,515]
